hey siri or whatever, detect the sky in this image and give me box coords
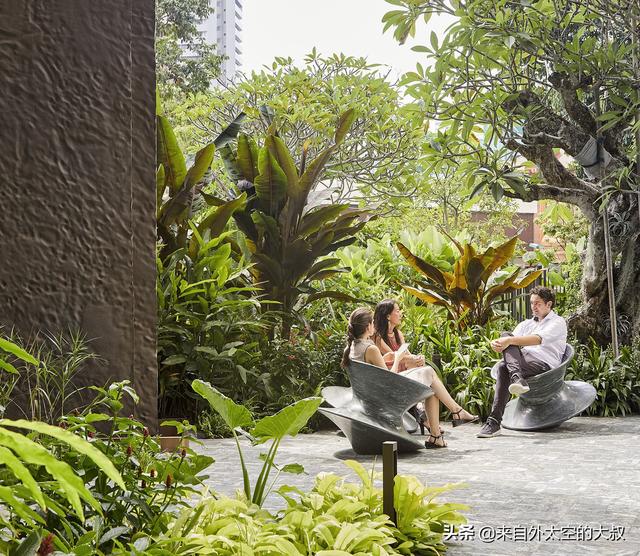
[240,0,455,80]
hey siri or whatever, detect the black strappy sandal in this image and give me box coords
[409,406,444,436]
[451,408,479,428]
[425,433,446,449]
[408,406,426,435]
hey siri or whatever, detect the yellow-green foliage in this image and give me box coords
[134,460,468,555]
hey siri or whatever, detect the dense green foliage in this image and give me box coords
[399,236,542,327]
[168,52,424,202]
[568,338,640,416]
[156,112,245,261]
[383,0,640,343]
[157,234,268,419]
[156,0,221,97]
[219,110,374,336]
[119,460,467,555]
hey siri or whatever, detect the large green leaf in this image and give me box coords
[195,193,247,244]
[252,397,323,444]
[397,242,447,290]
[401,285,451,309]
[481,236,518,282]
[236,134,259,182]
[0,338,38,366]
[157,115,187,193]
[1,420,125,490]
[296,145,337,205]
[219,144,243,182]
[465,255,486,297]
[265,135,299,192]
[213,112,246,148]
[306,258,341,278]
[512,269,543,289]
[0,487,44,526]
[254,148,288,214]
[182,143,215,189]
[0,445,45,509]
[192,380,253,431]
[334,108,357,144]
[0,425,99,520]
[298,205,349,237]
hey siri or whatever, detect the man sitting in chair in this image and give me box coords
[477,286,567,438]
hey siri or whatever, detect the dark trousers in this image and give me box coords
[489,334,549,424]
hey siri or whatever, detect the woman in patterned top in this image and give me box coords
[373,299,478,443]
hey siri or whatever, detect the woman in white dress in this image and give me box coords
[342,307,478,448]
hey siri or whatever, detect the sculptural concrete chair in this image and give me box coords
[319,359,433,454]
[491,344,596,431]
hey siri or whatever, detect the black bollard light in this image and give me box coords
[382,440,398,525]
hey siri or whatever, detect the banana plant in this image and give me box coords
[156,112,247,261]
[398,236,543,327]
[218,109,374,337]
[192,379,321,507]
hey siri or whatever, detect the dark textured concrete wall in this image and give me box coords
[0,2,157,426]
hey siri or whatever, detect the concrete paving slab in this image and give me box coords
[196,416,640,555]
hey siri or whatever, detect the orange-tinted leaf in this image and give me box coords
[397,242,447,289]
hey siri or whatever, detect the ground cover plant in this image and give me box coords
[118,460,468,555]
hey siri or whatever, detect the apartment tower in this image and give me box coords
[200,0,243,85]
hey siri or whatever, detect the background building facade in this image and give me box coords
[200,0,243,84]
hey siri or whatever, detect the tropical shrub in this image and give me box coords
[398,236,542,328]
[122,459,468,555]
[192,379,321,508]
[0,381,214,554]
[157,233,268,419]
[253,332,348,429]
[419,323,502,420]
[0,417,125,554]
[156,111,245,261]
[567,339,640,417]
[219,109,374,337]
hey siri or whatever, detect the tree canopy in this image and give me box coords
[156,0,222,97]
[384,0,640,342]
[167,51,425,203]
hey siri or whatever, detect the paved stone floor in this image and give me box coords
[196,416,640,555]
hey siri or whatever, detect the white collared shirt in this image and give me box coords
[513,310,567,368]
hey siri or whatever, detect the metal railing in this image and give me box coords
[495,269,565,322]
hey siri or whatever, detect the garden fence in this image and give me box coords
[496,269,565,322]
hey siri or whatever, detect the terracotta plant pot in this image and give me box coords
[159,435,190,453]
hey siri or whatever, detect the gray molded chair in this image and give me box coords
[319,359,434,454]
[491,344,596,431]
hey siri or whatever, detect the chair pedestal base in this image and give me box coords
[502,381,596,431]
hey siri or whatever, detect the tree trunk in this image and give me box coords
[569,192,640,344]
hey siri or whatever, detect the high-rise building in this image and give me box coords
[200,0,243,85]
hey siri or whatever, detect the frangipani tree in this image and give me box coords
[384,0,640,343]
[168,52,424,203]
[398,236,542,327]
